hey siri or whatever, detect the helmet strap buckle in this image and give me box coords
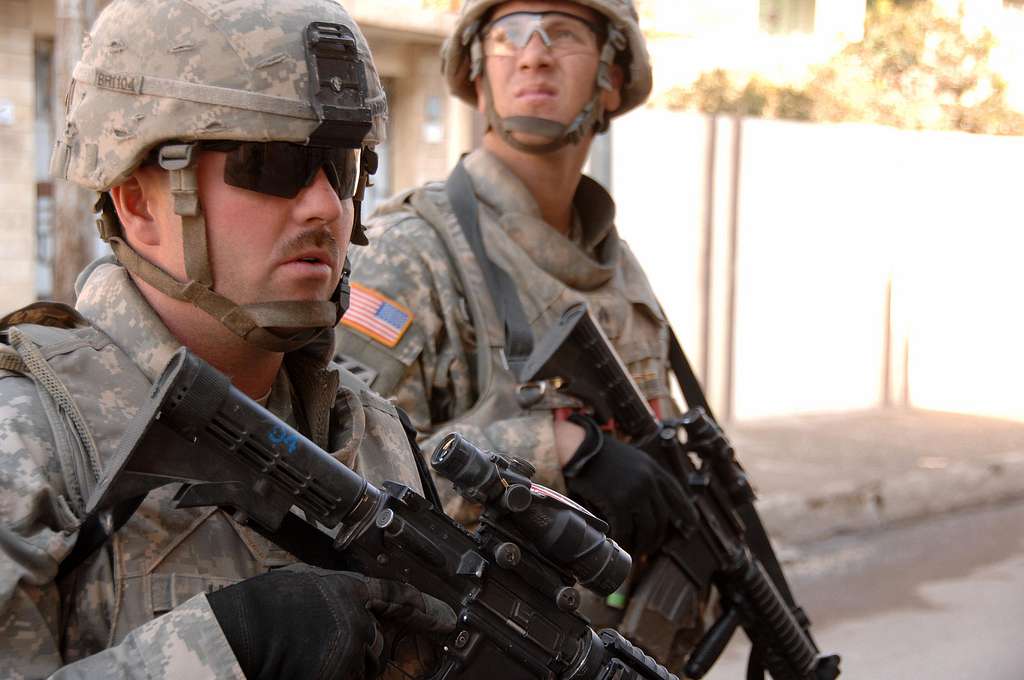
[157,143,196,172]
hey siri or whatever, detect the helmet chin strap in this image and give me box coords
[472,23,627,155]
[97,144,348,354]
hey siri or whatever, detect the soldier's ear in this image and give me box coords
[109,168,163,248]
[601,63,624,116]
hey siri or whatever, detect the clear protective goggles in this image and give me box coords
[482,11,603,58]
[201,141,362,200]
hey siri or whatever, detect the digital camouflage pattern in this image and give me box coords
[51,0,388,191]
[442,0,652,120]
[0,260,425,678]
[337,148,677,524]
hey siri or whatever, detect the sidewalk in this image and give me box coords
[726,408,1024,547]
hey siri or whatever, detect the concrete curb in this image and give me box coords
[758,449,1024,547]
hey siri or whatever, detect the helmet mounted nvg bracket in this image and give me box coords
[306,21,377,248]
[305,22,373,149]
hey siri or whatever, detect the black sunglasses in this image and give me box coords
[152,141,363,200]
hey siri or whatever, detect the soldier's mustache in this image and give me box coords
[278,229,341,269]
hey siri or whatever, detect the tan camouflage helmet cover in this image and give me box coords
[442,0,652,125]
[52,0,387,192]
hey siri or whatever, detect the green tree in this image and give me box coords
[662,0,1024,135]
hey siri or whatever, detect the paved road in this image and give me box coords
[701,501,1024,680]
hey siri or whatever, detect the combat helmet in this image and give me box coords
[51,0,387,352]
[442,0,652,154]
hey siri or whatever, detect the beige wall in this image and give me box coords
[364,32,477,194]
[382,41,456,192]
[612,109,1024,423]
[642,0,866,93]
[0,0,37,314]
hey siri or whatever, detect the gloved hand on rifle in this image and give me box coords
[558,413,688,557]
[207,564,457,680]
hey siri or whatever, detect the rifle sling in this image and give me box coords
[668,328,717,423]
[668,329,798,610]
[57,495,145,582]
[446,160,534,377]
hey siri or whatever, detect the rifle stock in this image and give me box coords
[520,304,840,680]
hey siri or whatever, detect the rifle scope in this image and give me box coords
[432,433,631,596]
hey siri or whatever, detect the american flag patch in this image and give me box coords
[341,283,413,348]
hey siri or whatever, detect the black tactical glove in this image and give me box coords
[562,413,688,557]
[207,565,456,680]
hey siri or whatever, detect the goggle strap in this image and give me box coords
[598,26,626,92]
[469,36,484,81]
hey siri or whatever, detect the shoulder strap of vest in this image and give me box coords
[445,160,534,378]
[406,179,495,399]
[0,302,120,579]
[0,302,103,516]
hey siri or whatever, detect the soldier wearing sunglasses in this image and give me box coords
[338,0,711,668]
[0,0,456,678]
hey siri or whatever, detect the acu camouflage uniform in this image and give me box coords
[337,148,677,523]
[0,260,423,679]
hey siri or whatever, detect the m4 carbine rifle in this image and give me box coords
[87,348,677,680]
[517,303,841,680]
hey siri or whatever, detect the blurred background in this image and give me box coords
[3,1,1024,675]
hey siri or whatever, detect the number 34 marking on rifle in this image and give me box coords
[268,426,299,454]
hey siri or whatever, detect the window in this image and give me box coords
[760,0,816,35]
[34,38,54,300]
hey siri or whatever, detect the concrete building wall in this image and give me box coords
[0,0,37,313]
[612,109,1024,423]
